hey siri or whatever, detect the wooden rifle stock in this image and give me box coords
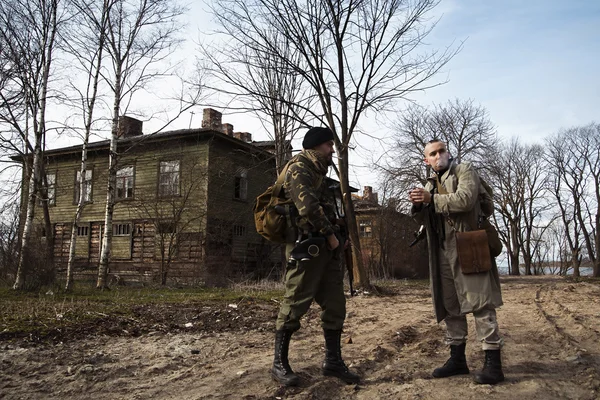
[336,218,355,296]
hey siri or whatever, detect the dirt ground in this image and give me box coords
[2,275,600,400]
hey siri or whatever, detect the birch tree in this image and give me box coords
[61,0,113,290]
[209,0,457,288]
[0,0,64,289]
[96,0,188,289]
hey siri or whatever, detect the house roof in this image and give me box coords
[11,127,274,161]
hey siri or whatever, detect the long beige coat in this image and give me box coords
[412,161,503,323]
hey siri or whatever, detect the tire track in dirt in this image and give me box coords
[499,277,600,400]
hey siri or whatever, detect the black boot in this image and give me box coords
[432,343,470,378]
[271,329,300,386]
[322,329,360,384]
[473,349,504,384]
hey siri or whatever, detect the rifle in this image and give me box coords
[328,181,355,296]
[409,225,426,247]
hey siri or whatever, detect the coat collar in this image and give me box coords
[298,149,329,175]
[428,158,458,183]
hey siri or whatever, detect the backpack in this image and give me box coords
[253,162,294,243]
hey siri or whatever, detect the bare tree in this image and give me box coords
[0,0,65,289]
[519,143,553,275]
[0,204,21,283]
[547,133,583,276]
[381,99,498,212]
[546,124,599,277]
[488,139,525,275]
[60,0,114,290]
[96,0,189,289]
[209,0,457,288]
[201,30,310,173]
[489,139,553,275]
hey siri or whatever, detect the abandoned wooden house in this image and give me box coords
[23,108,282,285]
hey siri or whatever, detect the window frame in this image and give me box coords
[359,220,373,238]
[112,222,132,237]
[41,171,57,206]
[74,168,93,204]
[158,160,181,198]
[116,165,135,201]
[234,168,248,201]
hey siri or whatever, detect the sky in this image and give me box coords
[50,0,600,193]
[177,0,600,191]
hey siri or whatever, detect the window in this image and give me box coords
[77,225,89,237]
[159,160,180,197]
[359,220,373,238]
[233,225,246,237]
[116,166,134,200]
[234,168,247,200]
[41,172,56,206]
[113,223,131,236]
[75,169,93,203]
[157,221,176,234]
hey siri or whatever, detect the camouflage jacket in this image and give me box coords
[282,149,336,237]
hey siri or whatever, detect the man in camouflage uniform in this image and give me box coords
[271,127,360,386]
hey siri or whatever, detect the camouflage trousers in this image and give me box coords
[275,242,346,332]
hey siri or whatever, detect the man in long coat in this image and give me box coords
[409,139,505,384]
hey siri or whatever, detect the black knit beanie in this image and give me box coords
[302,127,334,149]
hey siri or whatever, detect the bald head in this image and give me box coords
[424,140,450,172]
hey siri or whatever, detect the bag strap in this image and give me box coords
[271,161,293,200]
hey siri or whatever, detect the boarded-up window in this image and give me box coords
[116,166,134,200]
[156,221,177,259]
[75,223,90,257]
[112,221,132,259]
[159,160,180,197]
[178,232,203,260]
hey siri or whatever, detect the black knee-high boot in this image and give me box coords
[322,329,360,384]
[271,329,299,386]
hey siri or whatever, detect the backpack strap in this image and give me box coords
[272,161,293,200]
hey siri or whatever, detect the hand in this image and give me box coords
[409,187,432,205]
[327,234,340,250]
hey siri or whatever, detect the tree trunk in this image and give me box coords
[337,150,369,288]
[66,152,88,291]
[97,48,123,289]
[97,134,117,289]
[509,221,520,275]
[13,1,58,290]
[13,148,40,290]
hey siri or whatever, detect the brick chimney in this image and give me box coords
[363,186,378,204]
[117,116,143,138]
[233,132,252,142]
[222,123,234,136]
[202,108,222,130]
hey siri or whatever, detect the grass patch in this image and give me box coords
[0,283,285,343]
